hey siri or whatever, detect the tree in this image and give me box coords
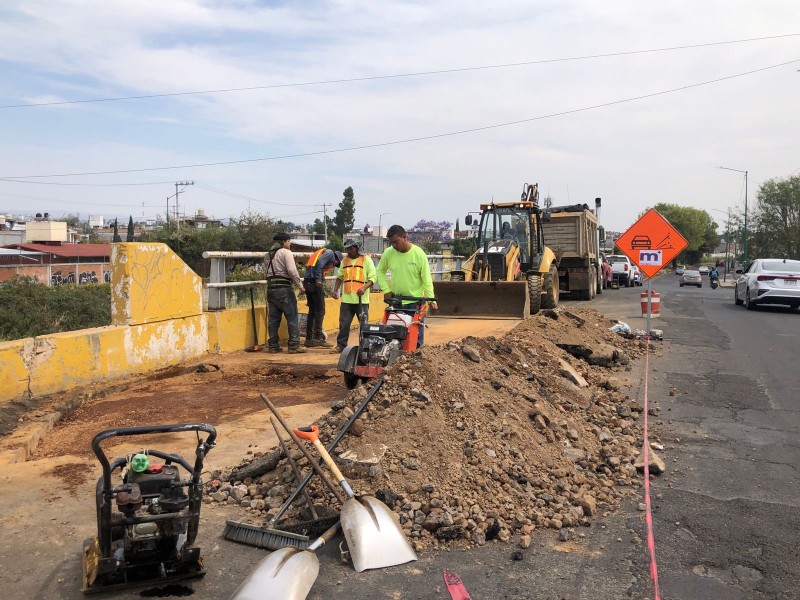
[452,237,476,257]
[649,204,718,265]
[312,217,331,235]
[126,216,135,242]
[112,218,122,242]
[407,220,452,254]
[332,187,356,238]
[750,175,800,259]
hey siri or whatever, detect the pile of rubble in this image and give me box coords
[211,307,652,550]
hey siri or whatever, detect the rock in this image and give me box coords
[558,359,589,387]
[230,484,249,503]
[541,309,559,320]
[435,526,465,541]
[462,345,481,363]
[563,447,585,463]
[471,528,487,546]
[634,450,666,474]
[579,495,597,516]
[403,457,421,470]
[410,389,432,403]
[558,528,571,542]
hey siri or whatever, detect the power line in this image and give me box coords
[2,34,797,109]
[0,178,175,187]
[195,182,319,207]
[3,56,798,180]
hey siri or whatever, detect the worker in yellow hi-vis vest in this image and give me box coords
[331,238,376,353]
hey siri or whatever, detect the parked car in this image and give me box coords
[680,270,703,288]
[734,258,800,310]
[698,265,710,275]
[608,255,634,287]
[675,265,686,276]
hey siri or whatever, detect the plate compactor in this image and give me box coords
[337,295,434,389]
[82,423,217,594]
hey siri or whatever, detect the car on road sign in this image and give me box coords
[630,235,651,249]
[680,270,702,288]
[734,258,800,310]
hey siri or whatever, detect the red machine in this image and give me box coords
[337,296,434,389]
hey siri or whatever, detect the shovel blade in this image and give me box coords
[229,547,319,600]
[341,495,417,572]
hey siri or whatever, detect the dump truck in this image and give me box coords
[541,203,602,300]
[433,182,560,319]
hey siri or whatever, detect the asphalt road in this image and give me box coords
[3,277,799,599]
[596,274,800,600]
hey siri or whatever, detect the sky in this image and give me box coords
[0,1,798,233]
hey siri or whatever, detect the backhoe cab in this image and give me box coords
[434,183,560,318]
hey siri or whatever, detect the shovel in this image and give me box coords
[228,522,340,600]
[293,425,418,572]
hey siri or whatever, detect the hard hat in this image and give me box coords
[343,238,361,250]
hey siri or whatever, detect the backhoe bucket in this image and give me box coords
[432,281,529,319]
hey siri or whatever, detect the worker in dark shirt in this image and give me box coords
[303,248,343,348]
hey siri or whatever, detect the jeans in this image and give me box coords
[336,301,369,348]
[303,280,326,342]
[267,287,300,349]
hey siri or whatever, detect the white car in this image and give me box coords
[734,258,800,310]
[698,266,709,275]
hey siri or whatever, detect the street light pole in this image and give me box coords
[719,166,748,267]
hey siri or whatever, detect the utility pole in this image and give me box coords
[321,203,330,243]
[174,181,194,228]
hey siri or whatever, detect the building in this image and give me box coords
[0,242,111,285]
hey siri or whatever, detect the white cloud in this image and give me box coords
[0,0,797,231]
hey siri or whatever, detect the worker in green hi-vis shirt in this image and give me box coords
[376,224,438,347]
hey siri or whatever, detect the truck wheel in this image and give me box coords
[528,274,543,314]
[541,265,559,309]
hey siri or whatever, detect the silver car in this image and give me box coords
[734,258,800,310]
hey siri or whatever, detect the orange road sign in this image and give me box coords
[614,209,688,278]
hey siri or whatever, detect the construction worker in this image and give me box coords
[265,232,307,354]
[331,238,376,353]
[303,247,343,348]
[376,224,438,347]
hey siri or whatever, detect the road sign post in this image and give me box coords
[615,209,688,331]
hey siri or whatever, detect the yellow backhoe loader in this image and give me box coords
[434,183,560,318]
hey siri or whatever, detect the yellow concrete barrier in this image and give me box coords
[0,243,390,406]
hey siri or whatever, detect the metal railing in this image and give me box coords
[201,250,465,310]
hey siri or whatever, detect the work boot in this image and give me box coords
[312,338,333,349]
[267,347,282,354]
[330,345,345,354]
[288,346,308,354]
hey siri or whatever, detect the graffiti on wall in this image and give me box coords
[50,270,107,286]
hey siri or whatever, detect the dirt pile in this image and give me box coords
[215,307,650,550]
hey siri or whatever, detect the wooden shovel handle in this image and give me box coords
[295,427,353,498]
[260,394,346,504]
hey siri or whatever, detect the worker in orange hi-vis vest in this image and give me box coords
[331,238,377,353]
[302,247,343,348]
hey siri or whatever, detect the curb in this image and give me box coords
[0,397,83,466]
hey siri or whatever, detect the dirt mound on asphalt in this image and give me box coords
[219,307,651,551]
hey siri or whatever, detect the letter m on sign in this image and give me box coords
[639,250,662,266]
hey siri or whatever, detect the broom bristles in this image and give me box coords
[223,520,310,551]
